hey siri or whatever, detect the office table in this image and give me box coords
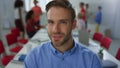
[5,28,120,68]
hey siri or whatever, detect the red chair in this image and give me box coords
[0,40,14,66]
[116,48,120,60]
[100,37,112,50]
[93,32,103,42]
[6,33,17,46]
[11,28,28,44]
[11,28,20,37]
[10,46,23,53]
[6,33,23,53]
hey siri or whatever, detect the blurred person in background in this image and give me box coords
[25,10,39,38]
[77,13,85,31]
[14,0,25,38]
[79,2,87,29]
[94,6,102,32]
[32,0,42,28]
[85,3,90,29]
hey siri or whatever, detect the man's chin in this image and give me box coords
[52,41,62,47]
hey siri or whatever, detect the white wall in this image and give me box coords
[113,0,120,39]
[0,0,14,40]
[0,0,15,30]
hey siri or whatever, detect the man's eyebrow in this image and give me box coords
[48,19,69,21]
[59,19,70,21]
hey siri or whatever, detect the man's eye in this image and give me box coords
[48,21,54,24]
[60,20,67,24]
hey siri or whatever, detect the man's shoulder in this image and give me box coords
[76,42,96,56]
[75,41,102,68]
[31,41,51,53]
[26,41,51,57]
[36,41,50,48]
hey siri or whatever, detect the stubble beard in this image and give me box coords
[48,30,72,47]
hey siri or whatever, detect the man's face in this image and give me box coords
[47,7,76,47]
[80,4,83,8]
[34,2,37,5]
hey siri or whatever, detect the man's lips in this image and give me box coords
[52,34,62,41]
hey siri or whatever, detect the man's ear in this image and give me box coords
[72,20,76,29]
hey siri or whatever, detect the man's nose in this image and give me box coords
[53,23,60,33]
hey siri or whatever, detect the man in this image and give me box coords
[95,6,102,32]
[32,0,42,26]
[85,3,89,28]
[24,1,102,68]
[79,2,87,29]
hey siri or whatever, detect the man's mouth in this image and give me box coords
[53,34,62,41]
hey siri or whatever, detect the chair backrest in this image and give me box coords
[100,37,112,50]
[116,48,120,60]
[93,32,103,42]
[0,40,5,54]
[6,33,17,46]
[11,28,20,37]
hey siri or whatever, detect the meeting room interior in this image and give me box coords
[0,0,120,68]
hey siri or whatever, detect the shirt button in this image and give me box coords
[62,58,64,61]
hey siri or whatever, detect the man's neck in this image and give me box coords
[54,38,74,53]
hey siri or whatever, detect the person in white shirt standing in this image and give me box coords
[77,13,85,31]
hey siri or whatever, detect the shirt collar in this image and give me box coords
[50,42,56,54]
[50,40,78,55]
